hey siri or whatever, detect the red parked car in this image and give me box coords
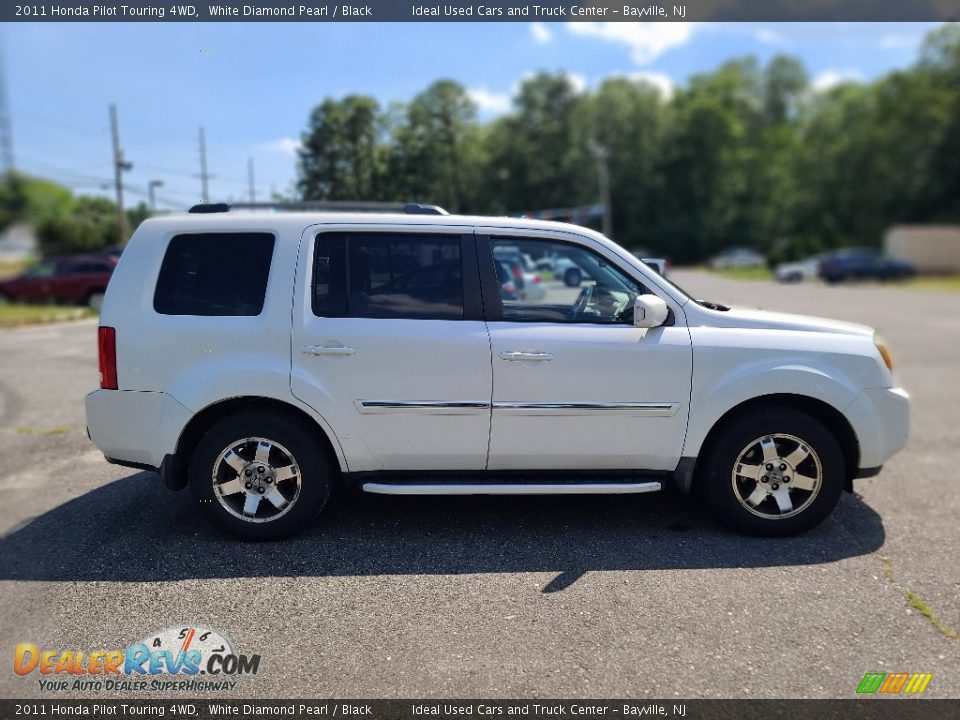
[0,254,117,309]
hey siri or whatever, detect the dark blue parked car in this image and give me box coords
[819,248,916,283]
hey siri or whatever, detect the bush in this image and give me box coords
[35,197,119,257]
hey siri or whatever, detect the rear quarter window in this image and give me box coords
[153,232,275,316]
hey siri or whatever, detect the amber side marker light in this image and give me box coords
[875,336,894,371]
[98,326,118,389]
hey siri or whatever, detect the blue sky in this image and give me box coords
[3,21,944,210]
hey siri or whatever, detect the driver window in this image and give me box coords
[491,238,643,324]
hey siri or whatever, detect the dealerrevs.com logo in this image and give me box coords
[13,625,260,693]
[856,672,933,695]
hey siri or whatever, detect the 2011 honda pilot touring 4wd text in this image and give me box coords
[85,205,909,540]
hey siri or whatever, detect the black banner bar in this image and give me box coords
[1,700,958,720]
[4,0,960,23]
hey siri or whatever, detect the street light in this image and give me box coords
[587,140,612,239]
[148,180,164,212]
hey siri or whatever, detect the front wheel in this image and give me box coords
[699,408,844,536]
[189,411,333,540]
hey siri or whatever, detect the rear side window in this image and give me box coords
[154,233,275,316]
[313,233,463,320]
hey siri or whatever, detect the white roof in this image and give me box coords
[139,211,603,238]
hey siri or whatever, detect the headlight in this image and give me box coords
[874,335,894,371]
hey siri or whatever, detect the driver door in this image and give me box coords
[482,234,692,471]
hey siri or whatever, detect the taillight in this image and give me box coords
[512,266,522,281]
[98,326,118,390]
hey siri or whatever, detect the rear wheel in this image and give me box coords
[700,408,844,536]
[189,411,333,540]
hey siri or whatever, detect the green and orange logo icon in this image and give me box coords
[857,672,933,695]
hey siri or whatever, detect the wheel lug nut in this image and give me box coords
[779,463,787,471]
[265,477,273,484]
[772,482,780,490]
[761,476,769,483]
[244,469,251,476]
[244,482,252,489]
[257,465,265,473]
[783,477,790,483]
[765,463,773,470]
[257,487,265,494]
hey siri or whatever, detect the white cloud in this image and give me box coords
[530,22,552,44]
[567,72,588,94]
[566,22,695,64]
[260,137,301,156]
[467,87,511,114]
[879,34,921,50]
[812,69,864,92]
[620,70,675,100]
[755,28,783,45]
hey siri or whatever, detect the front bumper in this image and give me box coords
[85,389,191,469]
[845,386,910,471]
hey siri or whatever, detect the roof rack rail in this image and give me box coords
[403,203,448,215]
[189,203,230,214]
[191,201,451,215]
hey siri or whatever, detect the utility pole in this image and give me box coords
[247,157,256,203]
[148,179,164,212]
[109,104,132,245]
[0,42,14,174]
[195,125,214,203]
[587,140,612,239]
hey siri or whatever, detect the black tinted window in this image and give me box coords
[154,233,275,316]
[313,233,463,320]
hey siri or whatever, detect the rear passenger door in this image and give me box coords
[291,228,492,472]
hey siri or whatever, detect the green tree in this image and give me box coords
[35,196,117,257]
[584,77,665,248]
[387,80,483,212]
[298,95,385,200]
[483,73,590,214]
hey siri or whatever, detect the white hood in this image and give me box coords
[698,305,875,337]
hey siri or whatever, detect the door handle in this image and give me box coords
[302,344,355,356]
[499,351,553,362]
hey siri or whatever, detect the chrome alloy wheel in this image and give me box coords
[212,437,301,523]
[731,433,822,520]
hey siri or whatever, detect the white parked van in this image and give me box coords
[85,205,909,539]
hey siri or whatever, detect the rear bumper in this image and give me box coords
[845,386,910,471]
[85,389,191,469]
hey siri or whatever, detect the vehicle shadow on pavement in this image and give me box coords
[0,472,885,591]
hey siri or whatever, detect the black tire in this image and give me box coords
[563,268,582,287]
[189,410,334,540]
[699,407,844,536]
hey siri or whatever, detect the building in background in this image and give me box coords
[885,226,960,274]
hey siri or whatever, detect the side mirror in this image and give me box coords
[632,295,669,329]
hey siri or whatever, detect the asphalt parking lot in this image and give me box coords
[0,269,958,699]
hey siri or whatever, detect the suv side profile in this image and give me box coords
[85,208,909,540]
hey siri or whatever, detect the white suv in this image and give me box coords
[85,205,909,540]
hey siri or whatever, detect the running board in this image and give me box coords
[361,481,663,496]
